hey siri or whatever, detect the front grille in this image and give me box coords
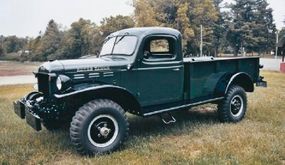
[37,73,50,94]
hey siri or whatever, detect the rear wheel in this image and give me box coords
[70,99,129,155]
[218,85,247,122]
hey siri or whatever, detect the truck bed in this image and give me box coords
[183,56,260,101]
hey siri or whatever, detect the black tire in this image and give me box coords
[218,85,247,122]
[70,99,129,155]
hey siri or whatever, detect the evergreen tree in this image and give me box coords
[226,0,276,56]
[33,20,61,60]
[279,28,285,39]
[212,0,227,56]
[49,16,134,60]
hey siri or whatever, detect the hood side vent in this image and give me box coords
[74,74,85,80]
[88,73,100,79]
[103,72,114,77]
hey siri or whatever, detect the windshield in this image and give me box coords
[100,36,137,56]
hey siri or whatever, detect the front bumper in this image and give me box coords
[13,99,42,131]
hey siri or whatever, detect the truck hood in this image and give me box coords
[40,57,131,73]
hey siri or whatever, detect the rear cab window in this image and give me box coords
[144,36,176,60]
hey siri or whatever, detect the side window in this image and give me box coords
[150,39,170,53]
[144,37,175,60]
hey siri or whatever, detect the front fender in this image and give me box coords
[54,85,119,99]
[54,85,141,115]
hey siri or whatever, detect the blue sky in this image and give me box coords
[0,0,284,37]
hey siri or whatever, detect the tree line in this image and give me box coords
[0,0,283,61]
[0,15,135,61]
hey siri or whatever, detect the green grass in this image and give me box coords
[0,71,284,164]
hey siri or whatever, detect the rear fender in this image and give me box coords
[215,72,254,97]
[225,72,254,93]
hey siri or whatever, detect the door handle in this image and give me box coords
[172,68,180,71]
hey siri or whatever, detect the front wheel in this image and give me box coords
[70,99,129,155]
[218,85,247,122]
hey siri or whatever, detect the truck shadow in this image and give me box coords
[35,105,220,153]
[128,105,219,138]
[54,106,219,133]
[55,105,219,136]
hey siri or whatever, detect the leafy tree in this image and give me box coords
[176,2,195,47]
[0,35,5,56]
[27,36,41,59]
[0,46,4,56]
[90,27,105,55]
[2,36,27,53]
[179,0,218,55]
[48,32,72,60]
[100,15,135,37]
[68,18,94,58]
[51,18,101,59]
[133,0,159,26]
[133,0,219,56]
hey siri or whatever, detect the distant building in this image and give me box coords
[17,50,31,56]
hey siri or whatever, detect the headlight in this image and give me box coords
[56,77,62,90]
[56,75,71,91]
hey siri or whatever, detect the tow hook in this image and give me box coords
[256,76,267,87]
[160,113,176,124]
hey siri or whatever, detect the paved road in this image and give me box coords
[0,58,283,86]
[0,75,36,86]
[260,58,283,71]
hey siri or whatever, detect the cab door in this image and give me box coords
[136,35,184,107]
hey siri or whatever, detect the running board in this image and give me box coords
[143,97,224,117]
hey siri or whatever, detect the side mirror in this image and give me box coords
[127,64,133,70]
[144,51,151,59]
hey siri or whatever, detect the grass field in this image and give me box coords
[0,71,284,165]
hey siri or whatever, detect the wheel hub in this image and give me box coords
[230,95,243,116]
[99,126,111,137]
[87,114,119,148]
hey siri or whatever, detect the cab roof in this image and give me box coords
[109,27,181,38]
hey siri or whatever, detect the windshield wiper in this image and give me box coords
[103,36,113,44]
[115,35,126,45]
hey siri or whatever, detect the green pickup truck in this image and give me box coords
[13,27,266,155]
